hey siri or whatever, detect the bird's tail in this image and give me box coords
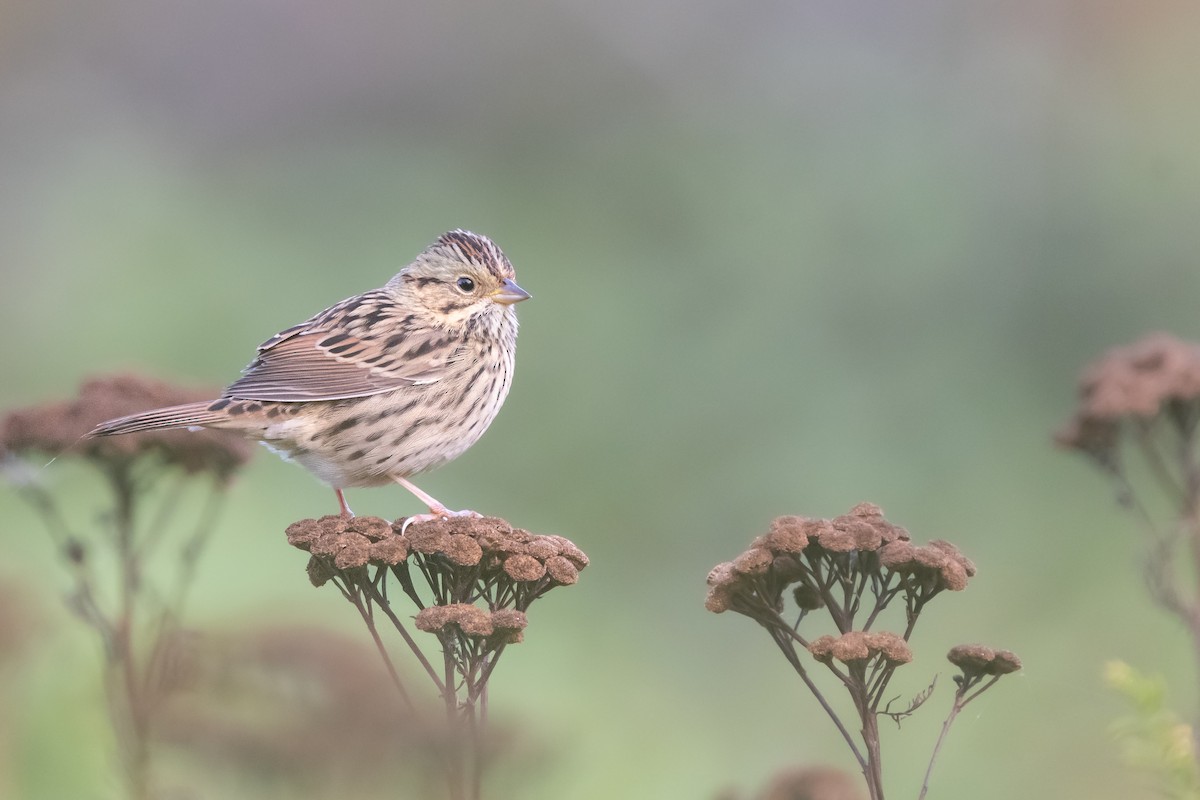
[90,402,226,436]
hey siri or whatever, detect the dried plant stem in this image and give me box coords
[1123,432,1200,752]
[2,374,252,800]
[15,466,230,800]
[764,622,871,783]
[918,703,958,800]
[707,506,1014,800]
[287,515,587,800]
[337,578,417,713]
[108,468,152,800]
[358,572,444,691]
[440,633,493,800]
[919,674,1001,800]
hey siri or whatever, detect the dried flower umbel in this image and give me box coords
[717,764,865,800]
[1057,332,1200,765]
[0,375,252,800]
[151,624,532,799]
[287,513,586,800]
[707,503,1018,800]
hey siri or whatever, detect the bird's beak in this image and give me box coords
[491,278,531,305]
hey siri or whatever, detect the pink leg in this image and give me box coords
[392,475,448,514]
[391,476,481,532]
[335,488,354,518]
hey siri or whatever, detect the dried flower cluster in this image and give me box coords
[286,513,586,800]
[946,644,1022,679]
[1,374,252,481]
[706,503,974,624]
[153,625,513,797]
[1058,332,1200,772]
[809,632,912,666]
[758,766,865,800]
[717,765,865,800]
[1055,332,1200,469]
[707,503,1016,800]
[0,374,254,800]
[286,513,586,612]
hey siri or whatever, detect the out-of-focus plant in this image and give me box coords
[285,512,587,800]
[0,374,253,800]
[149,622,550,800]
[1058,333,1200,769]
[706,503,1019,800]
[715,764,865,800]
[1105,660,1200,800]
[0,579,39,799]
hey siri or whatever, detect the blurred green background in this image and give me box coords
[3,1,1200,798]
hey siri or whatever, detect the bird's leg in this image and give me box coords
[335,488,354,518]
[392,475,482,533]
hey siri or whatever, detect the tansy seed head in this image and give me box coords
[503,554,546,582]
[1,374,253,480]
[1056,333,1200,466]
[544,555,579,585]
[415,604,494,638]
[947,644,1022,676]
[809,631,912,667]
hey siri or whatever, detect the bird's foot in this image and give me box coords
[399,507,483,534]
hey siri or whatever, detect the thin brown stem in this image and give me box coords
[443,637,465,800]
[1134,421,1186,506]
[344,582,417,713]
[765,624,866,771]
[107,468,151,800]
[918,697,960,800]
[845,665,885,800]
[358,573,445,692]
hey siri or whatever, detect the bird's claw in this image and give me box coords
[399,507,483,534]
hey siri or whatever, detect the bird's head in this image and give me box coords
[389,230,530,332]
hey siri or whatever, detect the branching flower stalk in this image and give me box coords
[918,645,1022,800]
[286,513,587,800]
[706,503,1019,800]
[0,375,252,800]
[1057,333,1200,763]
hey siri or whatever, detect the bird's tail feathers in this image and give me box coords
[90,402,225,436]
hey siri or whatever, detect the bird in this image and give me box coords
[90,229,530,524]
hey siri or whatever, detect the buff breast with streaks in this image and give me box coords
[90,229,530,522]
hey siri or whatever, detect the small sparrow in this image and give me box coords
[91,230,530,523]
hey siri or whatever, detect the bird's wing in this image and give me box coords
[223,291,462,402]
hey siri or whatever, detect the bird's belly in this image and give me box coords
[255,385,506,488]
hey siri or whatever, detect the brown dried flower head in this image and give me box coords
[489,609,529,644]
[764,515,811,553]
[415,604,496,637]
[733,547,774,575]
[792,584,825,611]
[1056,333,1200,462]
[414,604,530,643]
[287,514,587,594]
[756,765,866,800]
[0,374,253,480]
[706,503,964,616]
[804,503,910,554]
[808,631,911,667]
[705,562,739,614]
[947,644,1022,677]
[920,540,976,591]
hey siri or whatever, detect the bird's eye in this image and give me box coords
[455,276,476,293]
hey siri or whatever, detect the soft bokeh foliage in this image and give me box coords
[3,2,1200,798]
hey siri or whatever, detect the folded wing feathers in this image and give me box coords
[90,402,222,436]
